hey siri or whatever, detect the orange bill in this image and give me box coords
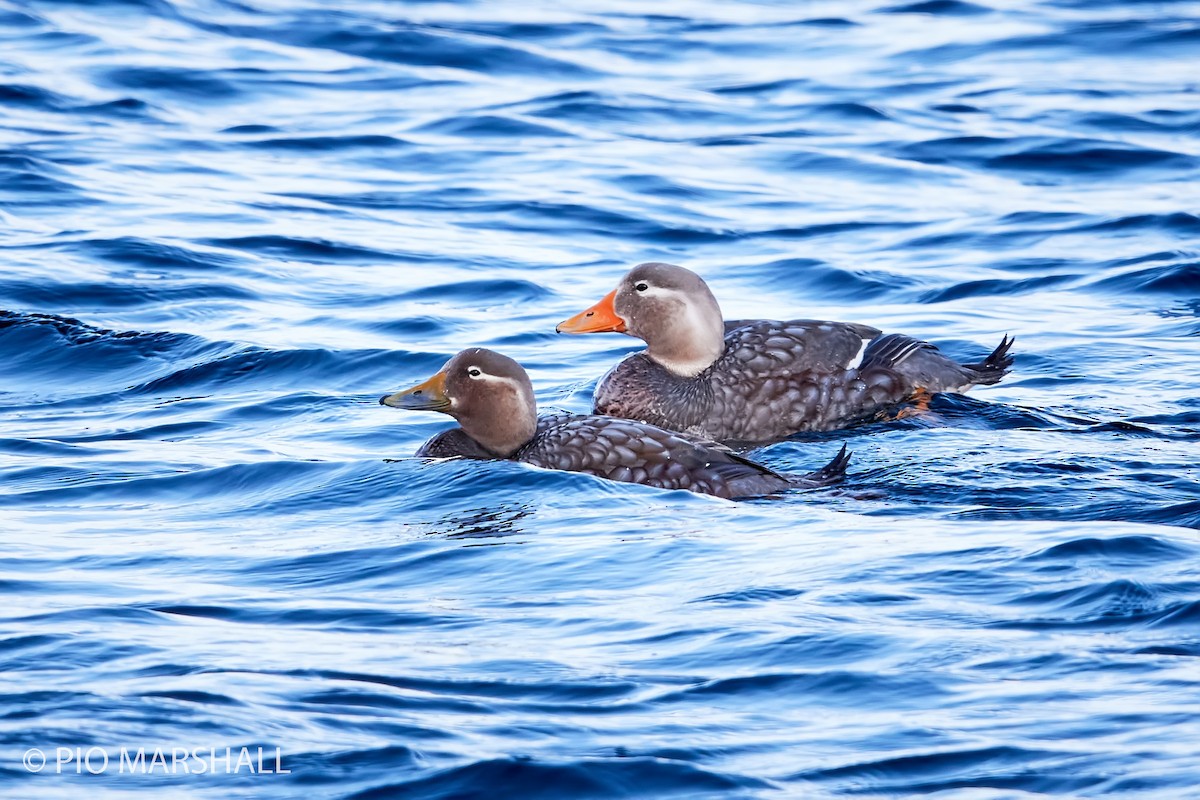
[555,289,626,334]
[380,370,451,412]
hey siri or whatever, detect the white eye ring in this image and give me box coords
[634,282,649,292]
[467,367,482,378]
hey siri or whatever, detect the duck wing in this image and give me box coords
[517,414,793,498]
[721,319,881,375]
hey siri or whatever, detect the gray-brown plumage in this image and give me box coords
[557,262,1014,442]
[380,347,849,499]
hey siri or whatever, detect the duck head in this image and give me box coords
[557,262,725,377]
[380,348,538,457]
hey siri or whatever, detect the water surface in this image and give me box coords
[1,0,1198,797]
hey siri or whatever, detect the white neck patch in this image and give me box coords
[649,352,716,378]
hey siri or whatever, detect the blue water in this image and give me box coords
[2,0,1199,796]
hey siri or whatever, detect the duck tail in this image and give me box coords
[792,444,850,488]
[960,333,1015,386]
[860,333,1015,394]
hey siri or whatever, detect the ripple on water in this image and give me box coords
[896,135,1198,179]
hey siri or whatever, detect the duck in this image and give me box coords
[556,262,1014,442]
[379,347,850,500]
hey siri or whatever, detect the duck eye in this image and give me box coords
[634,282,649,292]
[467,368,482,378]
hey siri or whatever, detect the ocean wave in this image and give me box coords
[349,757,765,800]
[896,135,1196,177]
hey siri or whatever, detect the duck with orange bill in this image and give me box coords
[557,262,1014,443]
[380,347,850,500]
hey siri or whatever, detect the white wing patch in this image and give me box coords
[845,339,867,370]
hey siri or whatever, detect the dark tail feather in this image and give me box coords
[861,332,1015,392]
[962,334,1015,386]
[793,444,850,488]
